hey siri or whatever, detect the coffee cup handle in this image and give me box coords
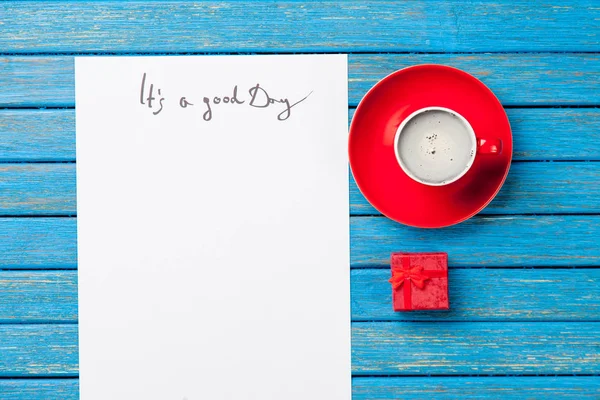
[477,138,502,155]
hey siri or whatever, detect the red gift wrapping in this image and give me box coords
[389,252,449,311]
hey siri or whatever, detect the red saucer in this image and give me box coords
[349,64,512,228]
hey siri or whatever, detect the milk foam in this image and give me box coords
[396,109,476,185]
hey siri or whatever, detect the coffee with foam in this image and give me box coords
[394,107,476,186]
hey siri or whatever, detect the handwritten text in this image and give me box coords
[139,73,313,121]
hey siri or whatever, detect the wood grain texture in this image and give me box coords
[0,54,600,107]
[348,54,600,106]
[1,2,599,52]
[0,57,73,107]
[3,108,600,162]
[1,323,597,376]
[352,322,600,375]
[351,268,600,321]
[352,162,600,215]
[351,216,600,267]
[0,271,77,323]
[0,325,78,377]
[1,377,599,400]
[349,108,600,162]
[3,216,600,269]
[0,380,78,400]
[0,218,77,269]
[0,164,75,215]
[2,54,600,106]
[0,110,75,162]
[1,269,598,323]
[353,377,600,399]
[2,162,599,216]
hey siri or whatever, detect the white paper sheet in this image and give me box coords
[75,55,350,400]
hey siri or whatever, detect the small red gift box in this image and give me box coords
[389,252,449,311]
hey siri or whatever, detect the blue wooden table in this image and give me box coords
[1,2,600,399]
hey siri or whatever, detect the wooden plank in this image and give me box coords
[0,271,77,323]
[0,325,78,377]
[1,269,598,323]
[5,105,600,162]
[2,162,600,216]
[3,216,600,269]
[0,110,75,162]
[0,57,73,107]
[1,323,597,376]
[0,218,77,269]
[351,216,600,267]
[3,108,600,162]
[349,54,600,106]
[0,164,75,215]
[352,322,600,375]
[350,162,600,215]
[1,377,598,400]
[0,380,78,400]
[2,54,600,107]
[351,268,600,321]
[1,2,599,53]
[349,108,600,162]
[353,377,600,399]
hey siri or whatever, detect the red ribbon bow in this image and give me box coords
[389,265,431,290]
[389,255,447,310]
